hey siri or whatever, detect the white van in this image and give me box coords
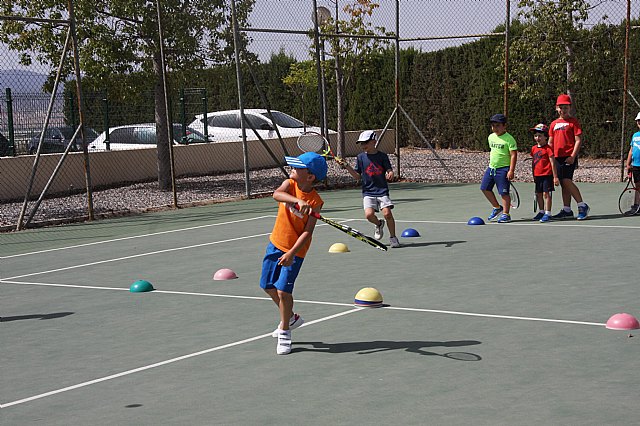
[188,109,331,141]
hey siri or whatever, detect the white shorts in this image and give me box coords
[363,195,394,212]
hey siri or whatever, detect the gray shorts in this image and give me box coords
[363,195,394,211]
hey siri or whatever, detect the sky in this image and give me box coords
[0,0,635,72]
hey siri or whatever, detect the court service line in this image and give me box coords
[383,306,605,327]
[392,219,640,229]
[2,232,272,281]
[0,308,362,409]
[2,279,606,327]
[0,280,358,308]
[1,215,275,259]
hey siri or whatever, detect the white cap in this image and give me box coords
[635,112,640,121]
[357,130,377,143]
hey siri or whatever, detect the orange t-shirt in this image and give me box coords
[270,179,324,258]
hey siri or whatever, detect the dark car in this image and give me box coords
[27,126,99,154]
[0,131,10,156]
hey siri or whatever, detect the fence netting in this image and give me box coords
[0,0,638,229]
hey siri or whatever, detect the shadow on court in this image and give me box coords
[292,339,481,360]
[0,312,74,322]
[398,240,466,248]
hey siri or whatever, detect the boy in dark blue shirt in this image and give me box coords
[340,130,400,248]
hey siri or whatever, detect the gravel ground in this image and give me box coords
[1,147,623,231]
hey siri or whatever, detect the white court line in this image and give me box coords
[2,232,272,281]
[0,280,355,308]
[384,306,605,327]
[1,279,605,327]
[392,219,640,229]
[1,215,275,259]
[0,308,362,409]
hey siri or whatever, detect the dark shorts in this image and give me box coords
[260,242,304,294]
[534,175,555,194]
[480,166,510,195]
[555,156,578,180]
[631,167,640,184]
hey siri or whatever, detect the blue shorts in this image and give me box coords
[480,166,510,195]
[260,242,304,294]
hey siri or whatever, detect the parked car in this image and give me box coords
[0,131,10,156]
[87,123,209,151]
[188,109,331,141]
[27,126,99,154]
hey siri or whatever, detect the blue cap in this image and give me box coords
[490,113,507,123]
[285,152,327,181]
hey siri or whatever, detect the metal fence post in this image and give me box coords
[5,88,15,156]
[103,89,110,150]
[201,88,208,141]
[180,87,186,142]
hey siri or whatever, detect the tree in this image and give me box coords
[504,0,613,108]
[317,0,390,156]
[0,0,254,190]
[282,60,318,127]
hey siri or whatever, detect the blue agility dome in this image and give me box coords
[401,228,420,237]
[467,217,485,225]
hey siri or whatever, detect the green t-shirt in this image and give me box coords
[488,132,517,169]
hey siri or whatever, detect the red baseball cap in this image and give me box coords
[556,94,572,105]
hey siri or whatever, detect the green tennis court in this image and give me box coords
[2,182,639,425]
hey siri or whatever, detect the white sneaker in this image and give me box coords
[374,219,385,240]
[276,330,292,355]
[389,236,400,248]
[272,313,304,337]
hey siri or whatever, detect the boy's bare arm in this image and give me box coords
[567,135,582,164]
[341,162,361,181]
[273,180,312,214]
[507,150,517,180]
[550,154,560,185]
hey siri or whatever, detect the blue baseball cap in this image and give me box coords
[285,152,327,181]
[490,113,507,123]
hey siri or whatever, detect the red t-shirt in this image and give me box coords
[549,117,582,157]
[531,144,554,177]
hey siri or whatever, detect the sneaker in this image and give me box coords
[276,330,292,355]
[272,313,304,337]
[497,213,511,223]
[624,205,639,216]
[488,206,503,221]
[374,219,385,240]
[389,236,401,248]
[539,213,551,223]
[576,203,590,220]
[532,212,544,221]
[552,209,574,220]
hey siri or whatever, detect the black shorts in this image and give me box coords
[631,167,640,184]
[555,156,578,180]
[534,175,555,194]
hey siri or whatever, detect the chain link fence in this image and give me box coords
[0,0,638,229]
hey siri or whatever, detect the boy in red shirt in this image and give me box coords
[549,94,590,220]
[530,123,559,222]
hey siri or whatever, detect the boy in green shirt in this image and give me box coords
[480,113,518,223]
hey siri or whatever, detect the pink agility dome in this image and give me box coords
[213,268,238,281]
[605,313,640,331]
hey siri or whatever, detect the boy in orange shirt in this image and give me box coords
[260,152,327,355]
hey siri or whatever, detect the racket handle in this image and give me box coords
[292,203,321,219]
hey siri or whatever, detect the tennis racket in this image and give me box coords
[297,131,344,165]
[618,172,640,216]
[509,182,520,209]
[294,205,387,252]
